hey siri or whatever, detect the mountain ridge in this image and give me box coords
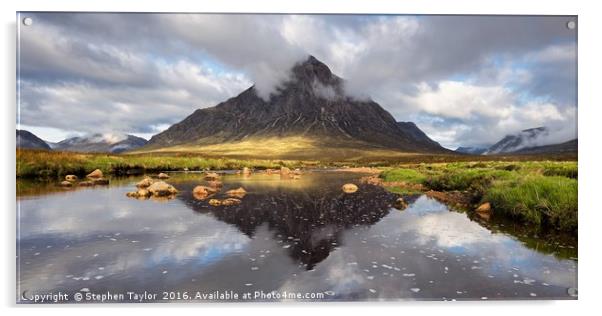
[144,56,449,156]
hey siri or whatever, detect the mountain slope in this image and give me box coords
[484,127,549,155]
[16,130,51,150]
[455,147,488,155]
[513,139,577,155]
[53,134,148,153]
[144,56,448,158]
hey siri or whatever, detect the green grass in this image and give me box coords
[484,176,578,233]
[380,160,577,233]
[16,149,304,178]
[380,168,427,184]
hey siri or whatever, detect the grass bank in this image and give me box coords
[380,161,577,234]
[16,149,305,178]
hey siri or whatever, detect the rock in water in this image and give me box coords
[157,172,170,179]
[208,199,222,206]
[476,202,492,214]
[204,172,220,181]
[222,198,242,206]
[242,167,251,176]
[360,175,382,186]
[207,180,223,189]
[136,177,154,188]
[78,181,94,186]
[226,187,247,198]
[394,197,408,210]
[342,183,358,193]
[87,169,103,178]
[65,175,78,182]
[60,181,73,187]
[475,202,492,220]
[193,185,217,200]
[280,167,291,176]
[92,178,109,185]
[147,181,178,197]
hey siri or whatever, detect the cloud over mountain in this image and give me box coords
[18,13,577,147]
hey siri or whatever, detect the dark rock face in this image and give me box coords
[147,56,448,153]
[16,130,51,150]
[53,134,147,153]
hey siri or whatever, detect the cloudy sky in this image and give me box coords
[17,13,577,149]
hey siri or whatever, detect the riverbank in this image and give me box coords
[379,161,577,234]
[16,149,307,178]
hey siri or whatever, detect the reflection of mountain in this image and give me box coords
[177,178,398,269]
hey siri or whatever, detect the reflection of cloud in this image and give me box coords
[18,187,251,293]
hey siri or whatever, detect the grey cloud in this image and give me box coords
[18,13,577,147]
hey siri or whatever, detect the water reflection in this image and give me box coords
[177,174,398,269]
[17,172,577,302]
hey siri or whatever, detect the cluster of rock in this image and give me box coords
[126,174,178,200]
[193,171,247,206]
[60,169,109,187]
[278,167,302,179]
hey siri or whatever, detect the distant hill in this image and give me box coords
[53,134,148,153]
[484,127,549,155]
[513,139,577,155]
[16,130,51,150]
[141,56,450,159]
[455,147,488,155]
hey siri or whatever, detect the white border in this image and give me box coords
[2,0,601,315]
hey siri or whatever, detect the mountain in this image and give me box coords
[513,139,577,155]
[455,146,488,155]
[396,122,442,148]
[144,56,448,157]
[483,127,549,155]
[53,134,148,153]
[16,130,51,150]
[482,127,577,155]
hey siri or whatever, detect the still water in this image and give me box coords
[17,172,577,302]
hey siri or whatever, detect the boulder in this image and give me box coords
[147,181,178,197]
[86,169,103,178]
[360,175,383,186]
[137,189,151,198]
[78,181,94,187]
[207,180,223,189]
[65,175,78,182]
[394,197,408,210]
[280,167,291,176]
[204,172,220,181]
[475,202,492,214]
[92,178,109,185]
[136,177,154,188]
[221,198,242,206]
[193,185,217,200]
[157,172,170,179]
[60,181,73,187]
[226,187,247,198]
[293,168,302,175]
[342,183,358,193]
[208,199,222,206]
